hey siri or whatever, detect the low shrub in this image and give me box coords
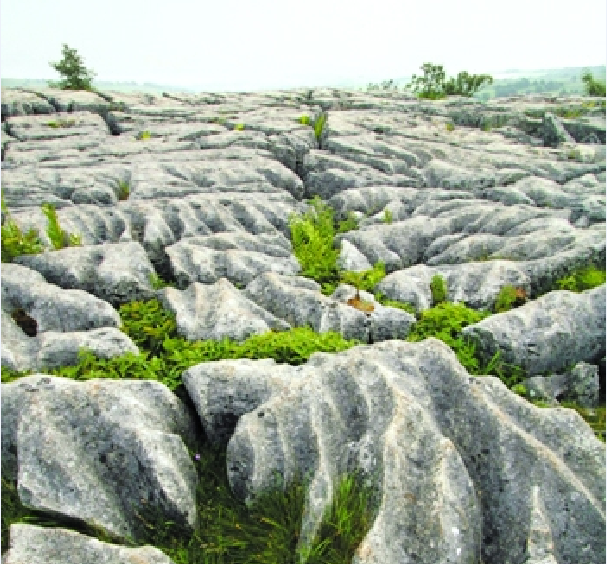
[430,274,447,305]
[119,298,179,358]
[234,123,245,131]
[383,209,393,224]
[298,115,311,125]
[581,71,607,97]
[117,180,130,201]
[137,130,152,140]
[494,285,527,313]
[445,122,455,132]
[555,264,606,292]
[340,262,386,295]
[288,196,340,291]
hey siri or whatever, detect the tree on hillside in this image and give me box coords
[581,71,606,97]
[48,44,96,91]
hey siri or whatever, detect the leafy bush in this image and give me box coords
[581,71,607,97]
[383,210,393,224]
[48,44,96,91]
[494,285,527,313]
[406,63,492,99]
[137,130,152,140]
[119,298,179,358]
[340,262,386,295]
[430,274,447,305]
[555,264,606,292]
[445,122,455,132]
[234,123,245,131]
[298,115,311,125]
[405,301,525,385]
[406,302,490,372]
[288,196,340,289]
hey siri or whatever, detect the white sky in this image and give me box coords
[1,0,606,92]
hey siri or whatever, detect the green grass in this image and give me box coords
[137,130,152,140]
[234,123,245,131]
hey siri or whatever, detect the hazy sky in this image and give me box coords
[1,0,606,92]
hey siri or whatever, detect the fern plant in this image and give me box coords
[430,274,447,305]
[41,203,81,250]
[1,198,44,262]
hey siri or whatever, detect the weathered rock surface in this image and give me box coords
[1,85,605,563]
[183,338,605,564]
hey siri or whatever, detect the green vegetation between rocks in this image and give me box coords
[117,180,130,201]
[137,130,152,140]
[555,264,606,291]
[46,118,76,129]
[429,274,447,305]
[2,193,605,560]
[1,198,81,262]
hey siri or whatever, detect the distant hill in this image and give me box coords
[0,78,198,94]
[2,65,605,99]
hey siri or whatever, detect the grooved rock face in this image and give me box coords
[1,85,605,563]
[183,338,605,563]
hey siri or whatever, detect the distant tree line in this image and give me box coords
[43,45,607,100]
[366,62,606,100]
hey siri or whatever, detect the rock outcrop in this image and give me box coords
[1,86,605,563]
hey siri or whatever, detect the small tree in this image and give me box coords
[406,63,493,99]
[581,71,606,97]
[407,63,447,98]
[48,44,96,91]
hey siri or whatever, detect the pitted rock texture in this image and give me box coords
[1,85,606,564]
